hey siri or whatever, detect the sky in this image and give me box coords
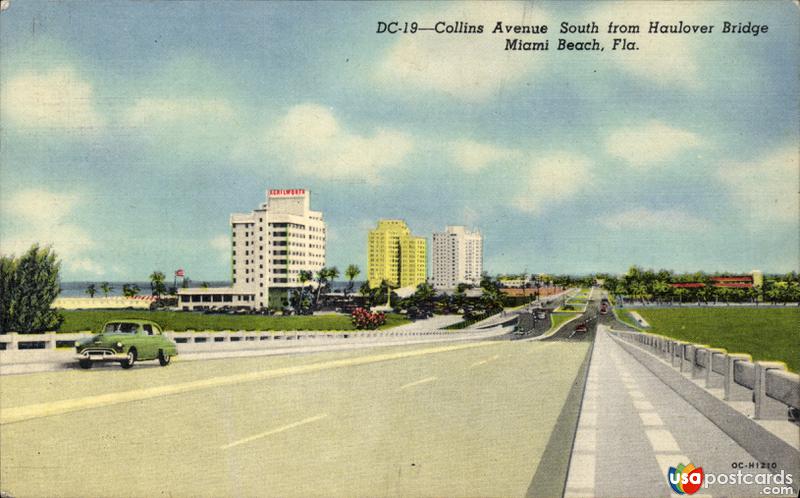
[0,1,798,281]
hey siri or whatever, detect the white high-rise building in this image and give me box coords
[431,226,483,290]
[179,188,326,310]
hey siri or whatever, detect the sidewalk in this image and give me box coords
[565,325,799,497]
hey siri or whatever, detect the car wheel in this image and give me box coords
[78,358,92,369]
[120,348,137,369]
[158,350,171,366]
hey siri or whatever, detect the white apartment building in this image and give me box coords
[431,225,483,290]
[178,188,326,310]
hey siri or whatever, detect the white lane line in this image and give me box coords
[634,400,655,411]
[639,412,665,426]
[221,414,328,450]
[655,454,690,473]
[646,429,682,453]
[629,390,645,399]
[470,354,499,368]
[400,376,437,390]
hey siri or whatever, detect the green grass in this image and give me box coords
[613,309,644,331]
[57,310,409,333]
[549,313,578,332]
[632,307,800,372]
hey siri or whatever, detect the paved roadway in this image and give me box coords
[1,336,591,497]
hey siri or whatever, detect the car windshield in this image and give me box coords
[103,322,140,334]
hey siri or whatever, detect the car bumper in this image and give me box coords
[76,350,128,362]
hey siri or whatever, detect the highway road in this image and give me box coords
[1,335,592,497]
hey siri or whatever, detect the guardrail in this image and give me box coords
[610,330,800,421]
[0,328,485,351]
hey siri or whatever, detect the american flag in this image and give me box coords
[175,269,185,277]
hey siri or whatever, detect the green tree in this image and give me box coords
[122,283,140,298]
[149,271,167,299]
[100,282,113,297]
[0,245,63,333]
[85,283,97,299]
[345,264,360,298]
[674,288,689,306]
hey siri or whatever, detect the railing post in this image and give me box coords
[754,362,788,420]
[724,353,753,401]
[46,332,57,350]
[672,341,686,368]
[7,332,19,350]
[691,344,710,379]
[680,344,694,374]
[706,348,727,389]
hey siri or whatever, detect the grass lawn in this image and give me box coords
[549,313,579,332]
[631,307,800,372]
[58,310,409,333]
[555,304,585,313]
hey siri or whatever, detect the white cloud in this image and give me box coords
[266,104,413,183]
[375,3,550,100]
[602,208,710,231]
[123,98,236,127]
[0,188,102,275]
[210,234,230,261]
[717,146,799,225]
[446,139,516,172]
[514,152,594,214]
[590,2,715,87]
[69,258,105,276]
[605,121,703,167]
[0,67,105,130]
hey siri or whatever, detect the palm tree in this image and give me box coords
[122,283,140,298]
[149,271,166,299]
[345,264,360,298]
[85,283,97,299]
[100,282,113,297]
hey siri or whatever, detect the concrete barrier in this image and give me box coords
[0,327,480,353]
[609,330,798,421]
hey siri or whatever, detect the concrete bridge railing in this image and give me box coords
[0,328,487,352]
[610,329,800,421]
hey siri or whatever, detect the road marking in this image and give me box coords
[470,354,499,368]
[639,412,664,426]
[629,390,645,399]
[221,414,328,450]
[655,454,690,473]
[646,429,682,453]
[634,400,655,411]
[1,340,500,425]
[399,376,437,390]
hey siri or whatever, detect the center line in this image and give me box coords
[470,354,499,368]
[221,414,328,450]
[400,376,437,390]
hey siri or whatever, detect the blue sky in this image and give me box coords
[1,1,797,281]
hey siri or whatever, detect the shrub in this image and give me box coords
[351,307,386,330]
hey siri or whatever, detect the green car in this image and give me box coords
[75,319,178,369]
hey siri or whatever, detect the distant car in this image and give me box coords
[75,319,177,369]
[600,302,609,315]
[574,322,588,334]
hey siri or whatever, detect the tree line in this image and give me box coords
[600,267,800,305]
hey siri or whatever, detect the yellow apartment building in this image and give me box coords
[367,220,427,288]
